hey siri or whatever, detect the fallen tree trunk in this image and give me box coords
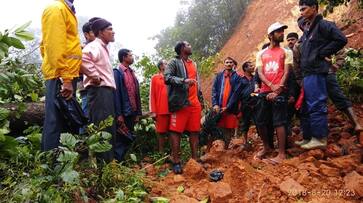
[1,102,45,136]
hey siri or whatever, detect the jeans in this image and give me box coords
[300,74,328,139]
[41,79,77,151]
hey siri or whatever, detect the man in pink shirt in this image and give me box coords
[81,18,116,162]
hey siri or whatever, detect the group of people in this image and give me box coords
[41,0,141,162]
[40,0,362,173]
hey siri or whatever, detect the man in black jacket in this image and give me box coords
[164,41,203,174]
[298,0,347,149]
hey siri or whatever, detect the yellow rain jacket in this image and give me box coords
[40,0,82,82]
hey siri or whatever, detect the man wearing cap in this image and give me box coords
[81,18,116,162]
[254,22,292,164]
[298,0,347,149]
[285,32,301,140]
[40,0,82,151]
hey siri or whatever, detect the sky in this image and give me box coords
[0,0,188,56]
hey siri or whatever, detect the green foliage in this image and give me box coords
[0,21,34,62]
[0,117,148,202]
[0,22,43,103]
[154,0,249,57]
[318,0,363,16]
[336,48,363,102]
[198,53,223,77]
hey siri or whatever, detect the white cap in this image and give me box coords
[267,22,288,35]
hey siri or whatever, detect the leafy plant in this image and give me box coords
[336,48,363,101]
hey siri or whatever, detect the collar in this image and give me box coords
[223,69,234,77]
[119,63,132,72]
[306,14,323,34]
[64,0,76,14]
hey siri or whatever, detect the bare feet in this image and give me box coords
[254,148,272,160]
[263,154,286,165]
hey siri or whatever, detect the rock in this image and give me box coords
[183,159,207,180]
[208,182,233,203]
[307,149,325,160]
[183,180,209,200]
[283,157,300,167]
[279,178,306,197]
[297,162,319,172]
[356,165,363,175]
[330,154,361,174]
[297,170,311,185]
[170,194,199,203]
[325,144,343,157]
[343,171,363,197]
[319,164,341,177]
[173,175,186,184]
[209,140,226,153]
[340,132,352,139]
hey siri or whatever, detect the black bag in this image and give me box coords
[54,81,88,134]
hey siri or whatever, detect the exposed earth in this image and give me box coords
[145,104,363,202]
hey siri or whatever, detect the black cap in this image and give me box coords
[287,32,299,40]
[299,0,318,7]
[90,18,112,36]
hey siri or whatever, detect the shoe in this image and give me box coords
[301,137,327,149]
[172,163,183,174]
[295,139,309,146]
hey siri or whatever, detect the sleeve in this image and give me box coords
[81,46,100,78]
[318,21,348,58]
[149,76,157,113]
[113,69,122,117]
[285,49,293,66]
[164,59,185,85]
[334,49,346,69]
[211,75,220,106]
[42,6,69,80]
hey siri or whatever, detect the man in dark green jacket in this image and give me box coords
[164,41,203,174]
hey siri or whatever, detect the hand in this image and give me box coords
[221,107,227,113]
[324,57,332,63]
[288,96,295,104]
[90,75,101,86]
[60,81,73,100]
[213,105,220,113]
[266,92,278,101]
[150,112,156,118]
[184,78,197,85]
[134,116,140,123]
[117,115,124,125]
[270,84,280,92]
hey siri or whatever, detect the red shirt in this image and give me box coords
[222,71,232,108]
[184,59,200,107]
[256,47,293,93]
[149,73,169,115]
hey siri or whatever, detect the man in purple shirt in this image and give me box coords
[81,18,116,162]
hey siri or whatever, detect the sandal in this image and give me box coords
[172,163,183,174]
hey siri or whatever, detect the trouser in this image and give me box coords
[114,115,136,161]
[241,105,253,134]
[300,74,328,140]
[79,90,88,134]
[87,86,116,162]
[41,79,77,151]
[326,73,352,110]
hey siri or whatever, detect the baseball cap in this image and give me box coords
[267,22,288,35]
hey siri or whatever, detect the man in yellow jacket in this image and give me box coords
[40,0,82,151]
